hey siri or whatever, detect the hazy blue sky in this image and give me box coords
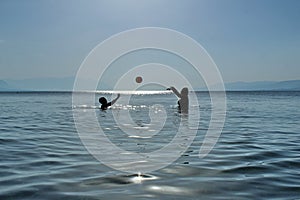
[0,0,299,83]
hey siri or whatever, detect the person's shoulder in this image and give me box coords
[101,105,106,110]
[101,103,111,110]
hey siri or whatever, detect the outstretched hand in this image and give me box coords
[168,86,181,98]
[166,86,175,90]
[111,93,120,105]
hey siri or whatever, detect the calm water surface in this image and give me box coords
[0,91,299,199]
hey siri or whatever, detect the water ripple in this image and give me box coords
[0,92,299,199]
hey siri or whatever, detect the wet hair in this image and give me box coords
[99,97,107,105]
[181,87,188,96]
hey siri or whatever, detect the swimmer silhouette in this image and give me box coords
[168,87,189,113]
[99,94,120,110]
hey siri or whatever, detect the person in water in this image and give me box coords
[99,94,120,110]
[168,87,189,113]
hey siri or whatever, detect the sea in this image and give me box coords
[0,91,299,200]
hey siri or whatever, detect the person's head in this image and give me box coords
[181,87,188,96]
[99,97,107,105]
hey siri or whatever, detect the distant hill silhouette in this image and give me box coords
[4,77,75,91]
[1,76,112,91]
[224,80,300,91]
[0,80,17,91]
[1,78,299,91]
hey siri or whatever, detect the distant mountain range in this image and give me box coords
[223,80,300,91]
[0,80,13,91]
[0,77,299,91]
[0,77,75,91]
[0,76,111,91]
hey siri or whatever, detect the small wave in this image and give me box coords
[72,105,100,109]
[83,173,158,186]
[129,135,152,139]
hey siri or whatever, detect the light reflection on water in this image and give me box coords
[0,91,299,199]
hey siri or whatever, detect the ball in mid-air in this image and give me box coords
[135,76,143,83]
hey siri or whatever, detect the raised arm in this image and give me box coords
[110,93,120,105]
[169,86,181,98]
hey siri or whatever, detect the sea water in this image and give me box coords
[0,91,299,199]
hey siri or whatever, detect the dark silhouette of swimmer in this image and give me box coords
[167,87,189,113]
[99,94,120,110]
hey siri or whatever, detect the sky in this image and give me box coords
[0,0,300,84]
